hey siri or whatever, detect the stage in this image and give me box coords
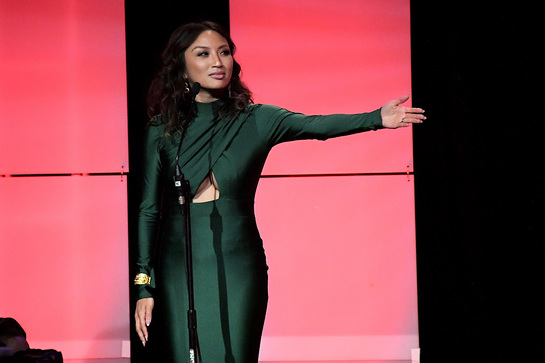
[65,360,412,363]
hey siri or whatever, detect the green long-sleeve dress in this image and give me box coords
[135,100,383,363]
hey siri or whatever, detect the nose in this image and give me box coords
[211,52,223,67]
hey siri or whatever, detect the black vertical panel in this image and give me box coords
[125,1,229,361]
[412,1,544,361]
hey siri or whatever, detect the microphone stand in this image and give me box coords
[173,82,203,363]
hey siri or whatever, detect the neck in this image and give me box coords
[195,88,224,103]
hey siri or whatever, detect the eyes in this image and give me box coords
[196,49,231,57]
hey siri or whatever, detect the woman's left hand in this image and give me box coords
[381,95,426,128]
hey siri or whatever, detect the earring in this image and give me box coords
[183,78,190,94]
[228,84,232,98]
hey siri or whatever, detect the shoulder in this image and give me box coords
[247,103,283,112]
[246,103,295,120]
[143,115,169,147]
[146,115,167,135]
[148,114,166,127]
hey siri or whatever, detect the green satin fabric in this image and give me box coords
[135,100,383,362]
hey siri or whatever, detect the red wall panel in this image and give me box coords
[0,1,129,360]
[257,176,418,334]
[0,176,129,358]
[230,0,418,360]
[230,0,413,175]
[0,0,128,175]
[255,176,418,360]
[0,0,416,361]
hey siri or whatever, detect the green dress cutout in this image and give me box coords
[136,100,383,363]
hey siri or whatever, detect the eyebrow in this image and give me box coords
[190,44,230,52]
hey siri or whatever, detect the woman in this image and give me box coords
[134,21,425,363]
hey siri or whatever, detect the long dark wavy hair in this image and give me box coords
[147,21,253,137]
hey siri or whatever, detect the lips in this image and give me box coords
[209,72,226,80]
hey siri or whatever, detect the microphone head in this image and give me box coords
[191,82,201,95]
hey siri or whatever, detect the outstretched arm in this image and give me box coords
[381,95,426,128]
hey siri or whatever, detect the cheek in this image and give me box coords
[184,59,205,80]
[227,59,235,77]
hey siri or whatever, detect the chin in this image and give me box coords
[202,84,228,95]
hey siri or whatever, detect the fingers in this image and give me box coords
[135,298,154,347]
[399,111,426,128]
[402,114,426,124]
[382,94,425,128]
[395,94,410,105]
[135,311,148,346]
[405,107,425,114]
[401,104,426,125]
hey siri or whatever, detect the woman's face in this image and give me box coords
[183,30,233,103]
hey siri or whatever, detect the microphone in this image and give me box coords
[174,82,201,205]
[174,164,185,205]
[190,82,201,99]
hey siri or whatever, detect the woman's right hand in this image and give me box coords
[135,297,154,346]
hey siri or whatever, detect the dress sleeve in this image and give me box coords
[135,123,164,300]
[252,104,384,147]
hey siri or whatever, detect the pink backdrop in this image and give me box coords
[0,176,129,358]
[0,0,128,174]
[230,0,418,360]
[0,0,129,360]
[0,0,417,361]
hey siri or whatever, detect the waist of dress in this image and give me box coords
[168,197,255,218]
